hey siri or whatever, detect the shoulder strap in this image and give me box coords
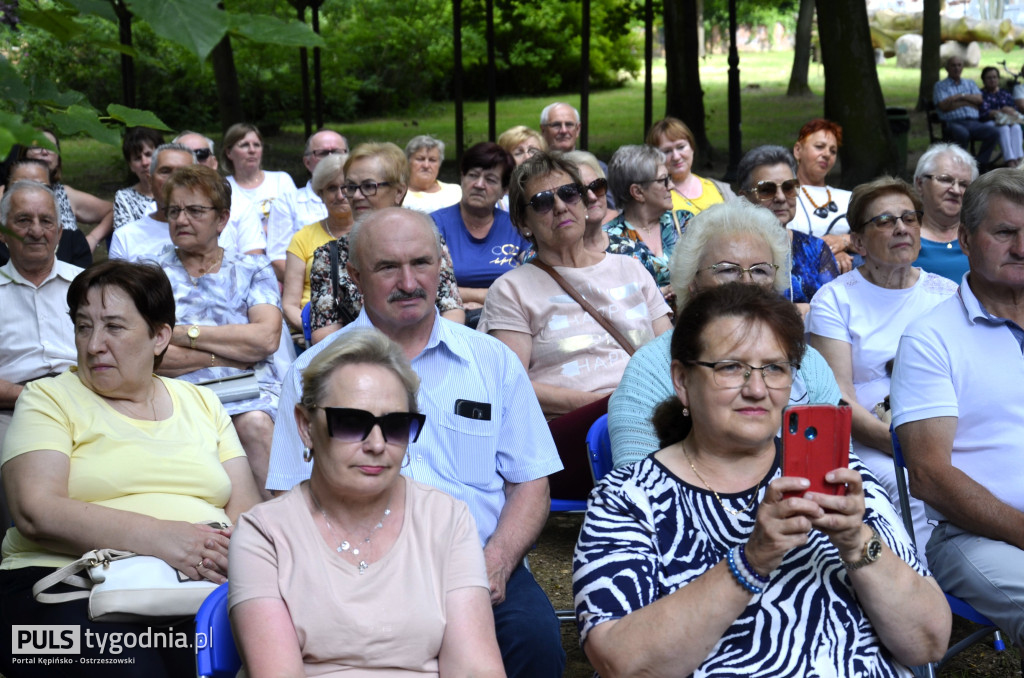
[530,259,636,356]
[328,238,357,327]
[32,549,136,604]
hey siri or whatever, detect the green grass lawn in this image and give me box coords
[60,46,1014,197]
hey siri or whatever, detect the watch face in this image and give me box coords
[188,327,200,338]
[867,539,883,560]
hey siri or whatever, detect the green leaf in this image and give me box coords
[127,0,227,61]
[62,0,119,23]
[106,104,172,131]
[26,76,88,109]
[228,14,326,48]
[0,112,50,159]
[18,8,87,43]
[51,105,122,146]
[0,56,30,106]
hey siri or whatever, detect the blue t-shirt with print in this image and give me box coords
[430,203,528,288]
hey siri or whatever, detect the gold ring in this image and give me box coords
[196,559,204,569]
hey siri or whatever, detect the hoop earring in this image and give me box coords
[302,447,313,463]
[402,453,411,469]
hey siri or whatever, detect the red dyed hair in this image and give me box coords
[796,119,843,147]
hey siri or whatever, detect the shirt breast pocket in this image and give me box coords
[433,410,500,487]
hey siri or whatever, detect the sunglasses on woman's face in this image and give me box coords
[321,407,426,444]
[527,183,584,214]
[585,178,608,199]
[749,179,800,202]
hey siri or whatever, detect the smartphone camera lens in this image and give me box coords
[804,426,818,440]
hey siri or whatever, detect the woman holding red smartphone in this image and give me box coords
[573,283,949,678]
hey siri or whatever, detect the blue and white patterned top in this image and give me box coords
[573,450,924,678]
[157,246,286,418]
[603,209,693,288]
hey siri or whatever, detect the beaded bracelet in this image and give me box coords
[726,546,763,595]
[739,545,770,586]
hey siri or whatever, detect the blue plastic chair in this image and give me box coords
[301,302,312,344]
[890,428,1010,677]
[586,413,613,485]
[195,582,241,678]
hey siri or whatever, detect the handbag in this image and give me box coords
[196,370,260,403]
[529,259,637,356]
[32,548,217,624]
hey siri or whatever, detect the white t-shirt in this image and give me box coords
[227,171,297,232]
[266,181,327,263]
[790,184,852,237]
[404,181,462,214]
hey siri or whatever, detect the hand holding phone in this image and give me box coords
[781,403,852,499]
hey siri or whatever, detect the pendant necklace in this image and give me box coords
[310,485,391,574]
[801,186,838,219]
[681,441,760,517]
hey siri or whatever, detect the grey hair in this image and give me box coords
[607,144,666,206]
[669,199,791,307]
[405,135,445,163]
[311,153,346,196]
[173,131,215,152]
[540,102,580,126]
[961,168,1024,234]
[736,145,798,193]
[348,207,442,272]
[0,180,57,225]
[150,143,197,176]
[299,328,420,415]
[913,142,979,185]
[562,150,605,179]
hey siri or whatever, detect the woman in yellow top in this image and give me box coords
[646,117,735,215]
[0,259,261,677]
[281,153,353,334]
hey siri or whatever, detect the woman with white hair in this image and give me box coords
[608,200,842,468]
[402,135,462,213]
[562,150,614,249]
[911,143,978,282]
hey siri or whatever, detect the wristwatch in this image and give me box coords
[842,527,883,571]
[187,324,201,350]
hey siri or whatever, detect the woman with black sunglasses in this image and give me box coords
[229,328,505,678]
[738,145,838,317]
[479,153,672,500]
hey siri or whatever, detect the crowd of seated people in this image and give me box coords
[4,85,1024,678]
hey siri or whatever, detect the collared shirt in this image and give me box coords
[933,77,982,122]
[0,260,80,384]
[108,192,266,263]
[266,181,327,263]
[891,273,1024,517]
[266,310,563,545]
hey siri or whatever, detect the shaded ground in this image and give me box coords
[532,512,1020,678]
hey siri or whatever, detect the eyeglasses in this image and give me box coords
[748,179,800,201]
[189,148,213,163]
[699,262,779,282]
[689,360,796,390]
[861,210,923,230]
[321,407,426,444]
[641,175,672,190]
[306,148,347,159]
[543,122,578,130]
[585,178,608,199]
[166,204,218,220]
[923,174,970,191]
[526,183,584,214]
[342,180,391,197]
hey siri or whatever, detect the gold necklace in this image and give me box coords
[681,441,760,516]
[177,248,224,286]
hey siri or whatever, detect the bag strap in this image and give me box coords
[32,549,136,604]
[530,259,636,356]
[329,238,357,327]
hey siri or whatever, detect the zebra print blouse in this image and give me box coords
[573,450,924,677]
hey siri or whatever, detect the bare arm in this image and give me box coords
[271,259,286,281]
[810,334,892,454]
[157,346,252,377]
[231,598,305,678]
[169,304,282,364]
[281,253,306,332]
[222,456,262,522]
[0,378,24,409]
[652,313,672,336]
[897,417,1024,549]
[489,329,604,416]
[311,322,338,345]
[437,587,507,677]
[441,308,466,325]
[65,185,113,249]
[483,478,549,605]
[458,286,489,306]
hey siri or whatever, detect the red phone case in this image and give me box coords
[781,403,852,498]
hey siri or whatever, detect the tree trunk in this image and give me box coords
[211,34,243,132]
[114,0,135,108]
[787,0,814,96]
[816,0,897,185]
[664,0,712,165]
[917,0,942,111]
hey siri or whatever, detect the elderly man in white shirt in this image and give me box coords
[266,129,349,280]
[0,180,81,527]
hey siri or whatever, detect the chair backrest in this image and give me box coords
[586,413,612,486]
[301,302,313,343]
[889,426,917,543]
[195,582,241,678]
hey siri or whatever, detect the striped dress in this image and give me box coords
[573,450,924,677]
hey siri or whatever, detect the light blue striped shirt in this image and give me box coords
[933,77,982,121]
[266,310,563,545]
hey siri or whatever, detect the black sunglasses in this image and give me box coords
[192,148,213,163]
[527,183,584,214]
[322,407,426,444]
[749,179,799,201]
[585,178,608,199]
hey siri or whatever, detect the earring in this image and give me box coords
[523,229,532,237]
[682,405,690,418]
[402,453,411,469]
[302,447,313,463]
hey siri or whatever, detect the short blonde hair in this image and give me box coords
[497,126,547,156]
[344,142,409,187]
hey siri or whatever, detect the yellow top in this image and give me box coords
[1,371,245,569]
[287,220,336,307]
[670,175,728,215]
